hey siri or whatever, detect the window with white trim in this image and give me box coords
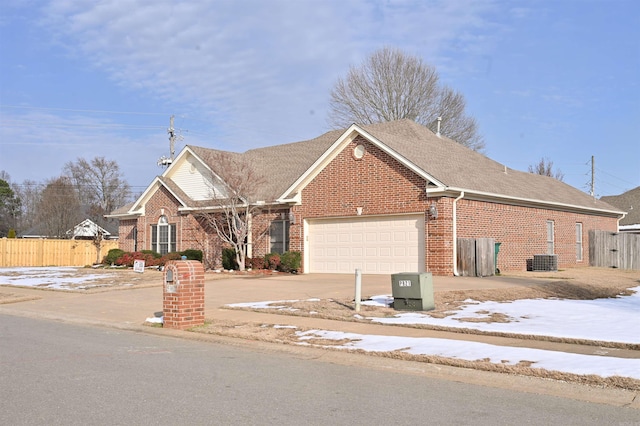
[546,220,555,254]
[576,223,583,261]
[151,215,176,255]
[270,219,290,254]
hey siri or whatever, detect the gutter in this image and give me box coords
[617,212,627,232]
[452,191,465,276]
[427,186,624,217]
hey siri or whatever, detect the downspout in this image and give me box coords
[452,191,465,276]
[617,212,627,232]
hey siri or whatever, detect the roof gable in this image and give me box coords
[167,148,219,201]
[68,219,110,238]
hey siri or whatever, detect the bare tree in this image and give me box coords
[64,157,131,222]
[528,157,565,181]
[195,151,267,271]
[13,179,44,233]
[36,177,82,238]
[328,46,485,151]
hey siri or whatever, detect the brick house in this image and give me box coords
[601,186,640,234]
[108,119,624,275]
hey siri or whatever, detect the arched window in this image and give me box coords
[151,215,176,255]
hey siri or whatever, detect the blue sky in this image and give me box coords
[1,0,638,198]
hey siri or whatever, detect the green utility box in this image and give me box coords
[391,272,435,311]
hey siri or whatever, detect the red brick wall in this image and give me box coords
[456,199,618,271]
[295,136,440,273]
[118,219,137,252]
[162,260,205,329]
[117,186,223,269]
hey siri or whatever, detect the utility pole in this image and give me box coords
[591,155,595,198]
[157,115,181,168]
[168,115,176,162]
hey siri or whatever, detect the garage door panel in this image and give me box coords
[393,247,407,256]
[379,247,391,257]
[309,215,425,274]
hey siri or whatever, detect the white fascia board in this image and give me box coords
[178,146,218,179]
[131,177,189,213]
[180,199,286,213]
[277,124,359,200]
[161,145,194,178]
[186,146,250,205]
[133,146,204,211]
[435,186,626,217]
[104,211,141,219]
[130,177,163,212]
[354,126,444,186]
[277,192,302,205]
[277,124,440,200]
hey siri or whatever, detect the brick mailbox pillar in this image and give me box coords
[163,260,205,329]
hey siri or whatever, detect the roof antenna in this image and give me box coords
[436,117,442,137]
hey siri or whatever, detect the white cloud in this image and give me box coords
[38,0,501,149]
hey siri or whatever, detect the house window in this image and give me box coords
[270,219,290,254]
[576,223,583,261]
[546,220,555,254]
[151,215,176,255]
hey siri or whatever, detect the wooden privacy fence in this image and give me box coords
[589,230,639,270]
[0,238,119,267]
[457,238,496,277]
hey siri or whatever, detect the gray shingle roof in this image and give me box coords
[189,129,343,202]
[363,120,618,211]
[601,186,640,225]
[185,119,620,214]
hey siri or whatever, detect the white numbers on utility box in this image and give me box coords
[398,280,412,287]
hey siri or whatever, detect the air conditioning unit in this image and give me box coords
[532,254,558,272]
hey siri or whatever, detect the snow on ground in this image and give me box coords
[365,290,640,345]
[227,287,640,380]
[2,267,639,380]
[0,267,115,290]
[295,329,640,380]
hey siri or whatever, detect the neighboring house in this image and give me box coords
[19,218,119,240]
[108,119,623,275]
[67,218,117,240]
[601,186,640,234]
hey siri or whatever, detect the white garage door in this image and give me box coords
[308,215,425,274]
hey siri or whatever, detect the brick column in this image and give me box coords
[163,260,205,329]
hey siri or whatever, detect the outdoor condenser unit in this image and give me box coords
[532,254,558,272]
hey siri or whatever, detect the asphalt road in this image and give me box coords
[1,314,638,425]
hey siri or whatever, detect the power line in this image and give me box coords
[594,167,637,186]
[0,104,171,116]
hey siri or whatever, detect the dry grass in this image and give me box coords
[193,267,640,390]
[219,275,640,350]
